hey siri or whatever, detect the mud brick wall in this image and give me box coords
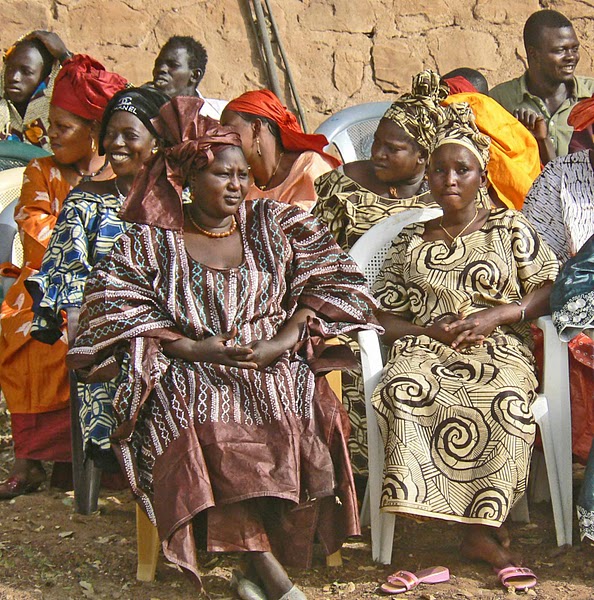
[2,0,593,129]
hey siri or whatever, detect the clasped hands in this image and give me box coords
[426,308,502,350]
[188,326,284,370]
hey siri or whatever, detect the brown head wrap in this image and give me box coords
[382,70,449,152]
[119,96,242,230]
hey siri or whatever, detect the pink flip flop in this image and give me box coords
[379,566,450,595]
[495,565,537,591]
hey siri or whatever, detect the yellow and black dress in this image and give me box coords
[313,169,435,252]
[371,209,558,525]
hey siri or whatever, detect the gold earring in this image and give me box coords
[255,137,262,157]
[91,138,97,154]
[151,146,158,155]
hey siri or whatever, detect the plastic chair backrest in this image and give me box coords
[314,102,391,163]
[0,167,26,297]
[0,140,50,172]
[349,207,442,286]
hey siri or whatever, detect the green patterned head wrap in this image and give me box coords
[382,70,449,152]
[432,102,491,168]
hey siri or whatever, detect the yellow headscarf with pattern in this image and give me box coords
[382,70,449,152]
[432,102,491,168]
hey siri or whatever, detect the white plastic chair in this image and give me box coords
[314,101,391,163]
[349,212,572,564]
[0,167,25,298]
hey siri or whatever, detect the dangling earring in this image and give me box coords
[255,137,262,157]
[90,138,97,154]
[182,188,192,204]
[151,146,158,155]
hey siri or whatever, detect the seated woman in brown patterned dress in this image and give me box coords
[68,97,381,599]
[372,103,559,592]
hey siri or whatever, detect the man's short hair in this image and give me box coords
[11,38,54,82]
[160,36,208,79]
[523,9,574,51]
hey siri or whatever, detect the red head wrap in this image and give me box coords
[444,76,478,95]
[51,54,128,122]
[568,95,594,132]
[120,96,242,230]
[224,89,340,167]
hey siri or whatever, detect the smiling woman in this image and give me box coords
[25,87,169,467]
[0,55,127,500]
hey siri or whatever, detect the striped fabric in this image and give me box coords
[522,150,594,263]
[67,199,380,578]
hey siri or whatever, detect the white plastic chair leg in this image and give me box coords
[528,450,550,504]
[360,481,370,528]
[358,329,395,564]
[536,317,573,546]
[510,493,530,523]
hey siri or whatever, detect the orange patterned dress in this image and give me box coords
[0,156,72,459]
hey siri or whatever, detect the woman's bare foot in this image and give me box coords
[459,524,518,569]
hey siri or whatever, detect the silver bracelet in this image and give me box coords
[512,300,526,323]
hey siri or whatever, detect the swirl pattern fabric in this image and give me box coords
[68,199,380,582]
[371,209,559,525]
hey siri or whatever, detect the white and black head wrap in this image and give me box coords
[99,86,170,153]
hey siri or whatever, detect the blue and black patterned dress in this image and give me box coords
[26,188,130,457]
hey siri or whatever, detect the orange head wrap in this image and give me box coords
[51,54,128,122]
[224,89,340,167]
[119,96,242,231]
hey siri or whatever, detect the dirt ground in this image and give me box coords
[1,400,593,600]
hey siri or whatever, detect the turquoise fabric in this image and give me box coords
[551,233,594,341]
[0,140,50,170]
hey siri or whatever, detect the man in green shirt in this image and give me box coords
[491,9,594,159]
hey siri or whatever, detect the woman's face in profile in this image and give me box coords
[48,105,94,166]
[189,146,250,220]
[219,110,254,160]
[427,144,486,212]
[102,111,156,178]
[370,119,425,184]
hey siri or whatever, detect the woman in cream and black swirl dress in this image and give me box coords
[372,103,559,592]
